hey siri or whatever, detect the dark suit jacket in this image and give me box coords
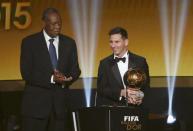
[96,51,150,106]
[20,31,81,119]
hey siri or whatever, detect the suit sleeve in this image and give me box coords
[97,61,121,102]
[20,38,33,83]
[141,58,150,91]
[69,40,81,83]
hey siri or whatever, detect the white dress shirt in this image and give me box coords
[43,30,59,59]
[43,30,59,83]
[114,51,129,88]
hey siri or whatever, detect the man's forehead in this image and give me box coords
[110,34,123,40]
[46,13,60,20]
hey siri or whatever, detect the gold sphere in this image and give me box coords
[123,68,146,89]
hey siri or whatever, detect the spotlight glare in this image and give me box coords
[159,0,189,119]
[167,115,176,124]
[83,78,92,107]
[67,0,102,107]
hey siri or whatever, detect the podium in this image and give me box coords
[72,106,148,131]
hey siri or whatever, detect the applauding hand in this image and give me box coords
[53,70,73,84]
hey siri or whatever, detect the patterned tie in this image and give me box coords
[49,39,57,69]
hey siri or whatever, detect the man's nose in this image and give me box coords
[111,43,116,48]
[55,24,61,29]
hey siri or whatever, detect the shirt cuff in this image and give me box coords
[119,96,122,101]
[51,75,55,84]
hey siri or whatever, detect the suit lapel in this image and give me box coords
[128,52,137,69]
[57,35,68,71]
[108,52,138,88]
[109,55,123,87]
[39,32,53,69]
[57,35,63,71]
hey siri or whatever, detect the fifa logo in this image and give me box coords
[124,116,139,122]
[121,116,141,130]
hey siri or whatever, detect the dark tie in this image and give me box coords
[114,57,126,63]
[49,39,57,69]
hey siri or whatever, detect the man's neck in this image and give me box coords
[43,29,57,38]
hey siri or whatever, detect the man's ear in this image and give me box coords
[125,39,129,46]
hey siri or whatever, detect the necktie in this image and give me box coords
[114,57,126,63]
[49,39,57,69]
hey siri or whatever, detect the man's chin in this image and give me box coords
[55,31,60,34]
[113,52,120,56]
[51,33,60,37]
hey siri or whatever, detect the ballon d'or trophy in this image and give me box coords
[122,68,147,131]
[123,68,146,106]
[123,68,146,89]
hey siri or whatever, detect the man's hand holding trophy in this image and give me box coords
[123,68,146,105]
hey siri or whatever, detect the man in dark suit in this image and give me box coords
[20,8,81,131]
[96,27,150,106]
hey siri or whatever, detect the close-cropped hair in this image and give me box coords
[108,27,128,39]
[42,8,59,21]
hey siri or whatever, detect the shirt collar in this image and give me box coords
[43,29,59,42]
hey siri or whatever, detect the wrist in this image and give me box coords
[120,89,126,97]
